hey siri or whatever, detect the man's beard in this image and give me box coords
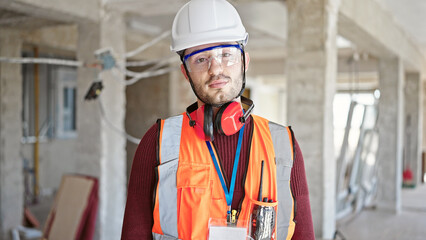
[192,73,243,107]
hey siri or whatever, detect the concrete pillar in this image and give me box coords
[377,57,404,213]
[76,22,101,178]
[404,73,422,186]
[423,81,426,178]
[286,0,340,238]
[76,22,102,238]
[76,8,126,240]
[99,9,126,240]
[0,29,24,240]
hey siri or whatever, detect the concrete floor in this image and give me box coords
[27,194,55,233]
[336,183,426,240]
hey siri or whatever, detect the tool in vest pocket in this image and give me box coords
[258,161,264,201]
[226,207,238,226]
[253,197,276,240]
[227,205,232,224]
[251,160,276,240]
[231,209,237,224]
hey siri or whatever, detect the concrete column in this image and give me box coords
[286,0,340,238]
[77,22,102,239]
[99,8,126,240]
[76,8,126,240]
[76,23,102,180]
[377,57,404,213]
[423,81,426,176]
[404,73,422,186]
[0,29,24,240]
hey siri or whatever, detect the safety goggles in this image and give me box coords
[183,44,243,73]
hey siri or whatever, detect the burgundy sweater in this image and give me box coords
[121,117,315,240]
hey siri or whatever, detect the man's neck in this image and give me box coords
[197,97,241,117]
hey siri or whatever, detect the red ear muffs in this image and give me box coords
[215,101,244,136]
[186,96,254,141]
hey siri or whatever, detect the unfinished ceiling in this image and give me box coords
[1,0,425,62]
[0,8,64,29]
[376,0,426,56]
[117,0,426,60]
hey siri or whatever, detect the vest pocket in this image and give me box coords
[176,163,210,188]
[176,163,212,239]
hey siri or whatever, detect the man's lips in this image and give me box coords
[207,74,230,88]
[208,79,228,88]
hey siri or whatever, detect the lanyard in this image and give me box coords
[206,125,245,211]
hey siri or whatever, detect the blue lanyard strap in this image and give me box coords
[206,125,245,207]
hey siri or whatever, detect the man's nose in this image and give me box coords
[208,57,223,75]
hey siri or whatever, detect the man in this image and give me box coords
[121,0,314,239]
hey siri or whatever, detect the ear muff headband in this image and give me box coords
[204,104,214,141]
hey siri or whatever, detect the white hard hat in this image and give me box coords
[171,0,248,52]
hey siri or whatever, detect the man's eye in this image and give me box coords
[221,53,232,58]
[195,57,207,64]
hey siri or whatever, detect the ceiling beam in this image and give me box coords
[339,0,426,73]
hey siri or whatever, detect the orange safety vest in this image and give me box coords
[152,114,295,240]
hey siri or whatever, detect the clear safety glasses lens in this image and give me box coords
[183,44,243,73]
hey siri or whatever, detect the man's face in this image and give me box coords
[181,42,249,106]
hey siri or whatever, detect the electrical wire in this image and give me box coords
[124,56,177,76]
[125,66,178,85]
[146,56,178,71]
[97,99,141,145]
[0,57,84,67]
[111,65,178,86]
[0,54,178,87]
[125,30,171,59]
[126,55,175,67]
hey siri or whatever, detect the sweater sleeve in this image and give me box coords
[290,138,315,240]
[121,123,158,240]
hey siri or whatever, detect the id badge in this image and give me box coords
[208,218,249,240]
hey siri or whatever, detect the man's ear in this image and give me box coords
[181,64,189,81]
[244,52,250,72]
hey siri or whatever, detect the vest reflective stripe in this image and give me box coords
[153,232,180,240]
[154,115,183,238]
[161,115,183,164]
[153,114,295,239]
[269,122,295,240]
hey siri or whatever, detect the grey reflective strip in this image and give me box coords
[161,115,183,163]
[268,122,294,240]
[269,122,293,168]
[152,232,180,240]
[157,115,183,238]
